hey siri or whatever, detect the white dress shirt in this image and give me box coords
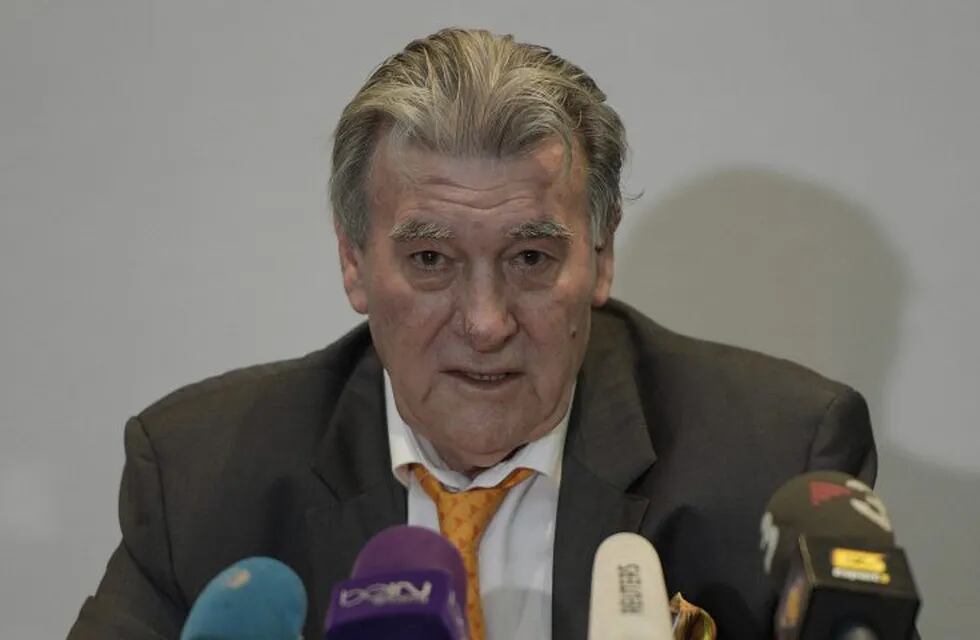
[385,372,570,640]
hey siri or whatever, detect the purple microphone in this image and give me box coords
[323,525,470,639]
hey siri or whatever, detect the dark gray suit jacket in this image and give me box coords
[68,299,875,639]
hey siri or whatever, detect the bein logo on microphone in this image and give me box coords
[338,580,433,608]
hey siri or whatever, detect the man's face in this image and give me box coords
[337,138,614,472]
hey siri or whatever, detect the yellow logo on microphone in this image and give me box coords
[830,548,891,585]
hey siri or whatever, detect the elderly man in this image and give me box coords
[69,28,874,639]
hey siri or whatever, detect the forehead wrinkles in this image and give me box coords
[367,139,588,227]
[410,181,544,214]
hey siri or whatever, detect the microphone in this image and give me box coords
[588,532,673,640]
[323,525,469,639]
[180,556,307,640]
[760,471,920,639]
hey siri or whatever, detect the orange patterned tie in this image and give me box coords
[412,464,535,640]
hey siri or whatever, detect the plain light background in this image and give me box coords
[2,2,978,637]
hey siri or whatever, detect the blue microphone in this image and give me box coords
[180,556,307,640]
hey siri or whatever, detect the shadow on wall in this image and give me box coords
[613,167,979,637]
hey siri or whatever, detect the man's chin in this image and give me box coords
[433,436,520,474]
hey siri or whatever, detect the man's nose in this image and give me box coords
[456,274,518,352]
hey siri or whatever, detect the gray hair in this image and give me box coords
[329,27,627,248]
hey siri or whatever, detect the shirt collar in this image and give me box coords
[385,370,571,492]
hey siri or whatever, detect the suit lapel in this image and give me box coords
[304,346,407,628]
[552,310,658,640]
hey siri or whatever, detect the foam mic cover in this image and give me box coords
[760,471,920,639]
[323,525,469,639]
[180,556,307,640]
[588,532,673,640]
[760,471,895,586]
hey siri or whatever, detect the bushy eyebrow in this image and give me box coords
[389,219,455,242]
[506,219,574,242]
[388,217,574,243]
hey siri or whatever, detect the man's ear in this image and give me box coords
[592,221,617,307]
[336,226,369,314]
[592,239,615,307]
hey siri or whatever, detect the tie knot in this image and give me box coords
[411,464,534,544]
[412,463,533,492]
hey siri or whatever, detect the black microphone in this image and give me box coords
[760,471,920,639]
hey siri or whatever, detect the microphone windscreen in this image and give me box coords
[351,525,468,611]
[180,556,306,640]
[324,525,469,640]
[588,532,673,640]
[760,471,895,585]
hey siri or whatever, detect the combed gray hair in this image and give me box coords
[329,27,627,248]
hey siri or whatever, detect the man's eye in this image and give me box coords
[409,250,447,270]
[514,250,548,268]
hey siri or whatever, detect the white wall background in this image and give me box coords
[2,1,977,637]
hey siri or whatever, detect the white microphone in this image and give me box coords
[587,532,674,640]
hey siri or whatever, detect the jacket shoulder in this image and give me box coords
[135,323,374,442]
[597,298,852,406]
